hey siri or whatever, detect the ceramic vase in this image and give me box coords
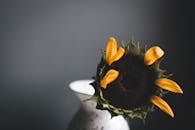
[68,79,130,130]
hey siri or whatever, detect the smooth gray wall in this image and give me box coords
[1,0,194,130]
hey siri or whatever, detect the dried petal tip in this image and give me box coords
[105,37,125,65]
[150,95,174,118]
[144,46,164,65]
[155,78,183,94]
[100,69,119,89]
[105,37,117,64]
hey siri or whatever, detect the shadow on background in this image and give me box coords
[0,0,194,130]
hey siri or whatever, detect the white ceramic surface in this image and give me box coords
[68,79,130,130]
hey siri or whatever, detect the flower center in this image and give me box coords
[102,53,156,109]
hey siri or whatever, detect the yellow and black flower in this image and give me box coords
[91,37,183,121]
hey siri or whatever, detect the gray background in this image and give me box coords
[0,0,194,130]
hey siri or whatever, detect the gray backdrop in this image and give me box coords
[1,0,194,130]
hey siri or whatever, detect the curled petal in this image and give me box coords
[106,37,117,64]
[100,69,119,89]
[108,47,125,65]
[144,46,164,65]
[155,78,183,94]
[150,95,174,118]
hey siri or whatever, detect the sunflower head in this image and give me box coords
[90,37,183,122]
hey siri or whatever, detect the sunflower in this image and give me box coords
[91,37,183,121]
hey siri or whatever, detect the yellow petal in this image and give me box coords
[100,69,119,89]
[105,37,117,64]
[144,46,164,65]
[108,47,125,65]
[155,78,183,94]
[150,95,174,118]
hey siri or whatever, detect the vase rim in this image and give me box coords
[69,79,95,96]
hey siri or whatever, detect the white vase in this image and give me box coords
[68,79,130,130]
